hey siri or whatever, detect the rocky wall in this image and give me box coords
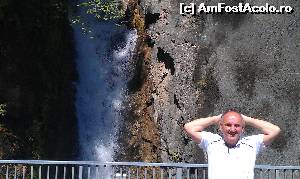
[128,0,300,165]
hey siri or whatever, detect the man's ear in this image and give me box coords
[218,122,223,132]
[241,125,245,133]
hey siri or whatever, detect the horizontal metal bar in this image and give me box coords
[0,160,299,170]
[0,160,208,168]
[255,165,300,170]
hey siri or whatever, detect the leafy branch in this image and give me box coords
[77,0,125,20]
[0,104,6,116]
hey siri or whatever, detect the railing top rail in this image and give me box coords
[0,160,207,167]
[255,164,300,170]
[0,160,299,170]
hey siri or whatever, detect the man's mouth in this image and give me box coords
[228,132,237,137]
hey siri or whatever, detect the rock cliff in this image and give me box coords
[125,0,300,165]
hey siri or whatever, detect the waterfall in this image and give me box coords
[71,3,137,161]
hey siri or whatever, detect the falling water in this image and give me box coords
[71,3,137,162]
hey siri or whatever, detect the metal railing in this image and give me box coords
[0,160,299,179]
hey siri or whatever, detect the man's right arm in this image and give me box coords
[184,114,222,144]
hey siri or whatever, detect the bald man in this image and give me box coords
[184,110,280,179]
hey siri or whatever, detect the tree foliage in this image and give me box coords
[0,104,6,116]
[77,0,125,20]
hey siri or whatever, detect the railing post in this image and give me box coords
[176,168,182,179]
[87,166,91,179]
[22,166,26,179]
[160,168,163,179]
[144,167,147,179]
[6,165,9,179]
[14,165,17,179]
[30,166,33,179]
[202,168,206,179]
[128,168,131,179]
[47,165,50,179]
[275,169,279,179]
[63,166,66,179]
[55,166,58,179]
[260,169,263,179]
[71,166,74,179]
[39,165,42,179]
[79,166,83,179]
[95,166,99,179]
[152,167,156,179]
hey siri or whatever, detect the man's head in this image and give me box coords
[219,110,245,147]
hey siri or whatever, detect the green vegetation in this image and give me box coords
[0,104,6,116]
[70,0,126,37]
[78,0,125,20]
[0,0,9,19]
[169,151,183,162]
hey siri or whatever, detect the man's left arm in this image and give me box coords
[242,114,281,146]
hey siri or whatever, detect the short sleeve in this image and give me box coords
[255,134,265,154]
[198,131,222,151]
[245,134,265,154]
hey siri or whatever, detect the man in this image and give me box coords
[184,110,281,179]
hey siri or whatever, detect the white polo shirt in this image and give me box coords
[199,131,264,179]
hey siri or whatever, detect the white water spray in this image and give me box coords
[72,4,137,162]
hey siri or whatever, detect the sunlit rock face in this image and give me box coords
[137,0,300,165]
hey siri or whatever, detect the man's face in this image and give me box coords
[219,112,244,147]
